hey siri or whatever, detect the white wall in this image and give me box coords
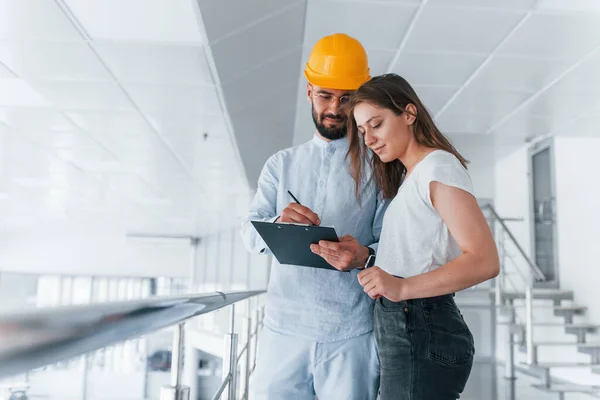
[494,137,600,386]
[554,136,600,334]
[449,133,496,201]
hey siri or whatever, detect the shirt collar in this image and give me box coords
[311,132,349,149]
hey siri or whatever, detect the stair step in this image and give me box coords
[530,341,600,348]
[501,289,573,301]
[501,322,598,329]
[532,384,600,393]
[554,305,587,312]
[524,361,600,368]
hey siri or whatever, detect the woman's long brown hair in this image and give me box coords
[346,73,468,200]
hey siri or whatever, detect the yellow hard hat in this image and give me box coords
[304,33,370,91]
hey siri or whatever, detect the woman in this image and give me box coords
[347,74,500,400]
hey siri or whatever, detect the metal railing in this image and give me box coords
[0,290,266,400]
[484,204,546,400]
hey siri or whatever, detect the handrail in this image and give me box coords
[483,204,546,282]
[0,290,265,378]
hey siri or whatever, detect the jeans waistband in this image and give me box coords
[380,293,455,309]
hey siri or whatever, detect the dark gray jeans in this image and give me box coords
[374,294,475,400]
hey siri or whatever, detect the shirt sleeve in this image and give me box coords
[240,153,280,255]
[419,160,474,210]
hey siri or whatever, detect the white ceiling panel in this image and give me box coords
[406,5,526,54]
[222,48,302,113]
[305,1,417,51]
[0,108,74,131]
[93,43,213,86]
[30,81,134,111]
[0,42,111,82]
[436,113,496,135]
[210,2,306,83]
[124,84,221,115]
[428,0,537,9]
[65,110,154,135]
[0,0,84,41]
[0,79,52,107]
[147,113,225,139]
[521,87,600,127]
[199,0,302,43]
[0,62,15,78]
[64,0,204,43]
[489,112,554,139]
[537,0,600,12]
[413,85,459,117]
[550,50,600,94]
[469,55,573,93]
[393,51,485,86]
[442,86,532,117]
[368,50,395,76]
[554,113,600,136]
[498,12,600,61]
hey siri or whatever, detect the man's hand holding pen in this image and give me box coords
[277,203,321,226]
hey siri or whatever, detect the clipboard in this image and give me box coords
[251,221,340,270]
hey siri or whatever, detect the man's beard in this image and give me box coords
[312,105,347,141]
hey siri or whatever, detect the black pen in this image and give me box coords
[287,190,301,205]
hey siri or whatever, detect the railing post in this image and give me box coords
[525,280,535,365]
[244,314,252,399]
[160,323,190,400]
[222,305,238,400]
[505,307,516,400]
[252,309,260,372]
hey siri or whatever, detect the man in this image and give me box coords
[241,33,387,400]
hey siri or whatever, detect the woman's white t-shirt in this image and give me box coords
[375,150,474,278]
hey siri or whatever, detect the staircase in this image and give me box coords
[482,205,600,400]
[498,288,600,399]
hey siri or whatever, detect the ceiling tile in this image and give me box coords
[537,0,600,12]
[0,42,111,82]
[30,81,134,111]
[554,113,600,136]
[406,5,525,54]
[0,61,15,78]
[65,110,154,135]
[94,43,213,86]
[469,55,573,92]
[428,0,536,9]
[222,48,302,112]
[498,12,600,61]
[210,2,305,82]
[550,50,600,94]
[489,111,554,138]
[368,50,395,76]
[393,51,485,86]
[305,1,418,51]
[413,85,459,116]
[146,113,225,138]
[0,0,84,41]
[64,0,203,43]
[436,113,496,134]
[442,86,532,117]
[199,0,301,43]
[0,79,52,107]
[124,84,221,115]
[0,108,74,131]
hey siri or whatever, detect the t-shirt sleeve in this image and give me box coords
[419,161,474,210]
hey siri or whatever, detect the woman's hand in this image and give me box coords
[357,266,405,301]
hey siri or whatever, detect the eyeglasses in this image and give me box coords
[312,91,352,109]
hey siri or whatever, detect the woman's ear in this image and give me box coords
[405,104,417,126]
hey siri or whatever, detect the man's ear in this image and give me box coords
[306,83,313,104]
